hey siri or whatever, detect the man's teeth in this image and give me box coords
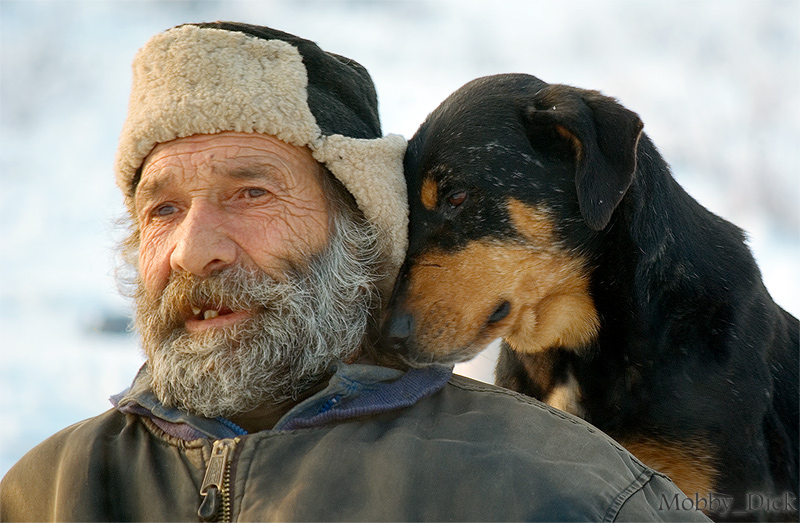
[191,305,224,320]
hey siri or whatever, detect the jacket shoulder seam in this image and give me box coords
[602,467,656,522]
[445,375,633,454]
[446,375,592,425]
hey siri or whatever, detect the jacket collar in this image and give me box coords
[111,361,452,441]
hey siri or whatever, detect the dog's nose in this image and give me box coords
[389,314,414,339]
[383,313,415,353]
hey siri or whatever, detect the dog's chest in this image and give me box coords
[543,371,585,418]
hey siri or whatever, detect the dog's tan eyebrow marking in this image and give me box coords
[420,177,438,210]
[507,198,560,252]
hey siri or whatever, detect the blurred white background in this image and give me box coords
[1,0,797,476]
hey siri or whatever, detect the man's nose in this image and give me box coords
[169,203,238,277]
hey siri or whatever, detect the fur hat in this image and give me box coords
[115,22,407,295]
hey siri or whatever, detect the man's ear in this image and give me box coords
[525,85,644,230]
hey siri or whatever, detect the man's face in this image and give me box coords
[136,132,331,323]
[130,132,381,417]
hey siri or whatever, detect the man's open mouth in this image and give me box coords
[184,304,253,333]
[191,305,235,321]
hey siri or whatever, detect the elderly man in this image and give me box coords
[1,22,709,522]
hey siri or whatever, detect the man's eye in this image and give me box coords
[153,204,177,217]
[245,188,268,198]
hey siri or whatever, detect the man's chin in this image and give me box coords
[150,367,305,419]
[145,330,338,419]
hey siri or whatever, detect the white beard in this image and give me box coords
[133,213,382,418]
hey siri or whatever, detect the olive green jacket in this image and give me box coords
[1,364,708,522]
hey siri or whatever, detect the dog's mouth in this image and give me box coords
[380,284,515,366]
[397,343,489,369]
[381,304,510,368]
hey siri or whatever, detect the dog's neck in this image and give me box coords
[588,134,766,359]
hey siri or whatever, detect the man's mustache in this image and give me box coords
[152,267,277,327]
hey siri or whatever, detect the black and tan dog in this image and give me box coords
[382,74,798,520]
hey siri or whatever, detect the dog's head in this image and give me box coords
[381,74,643,366]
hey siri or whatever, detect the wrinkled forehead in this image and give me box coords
[135,132,322,200]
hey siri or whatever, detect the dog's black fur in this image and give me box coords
[382,74,798,521]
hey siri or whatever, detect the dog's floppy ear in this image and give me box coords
[525,85,644,230]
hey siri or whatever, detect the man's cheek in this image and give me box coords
[236,221,301,277]
[138,236,172,297]
[253,202,329,258]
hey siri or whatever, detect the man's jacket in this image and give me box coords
[1,363,708,522]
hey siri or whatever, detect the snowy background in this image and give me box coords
[1,0,797,476]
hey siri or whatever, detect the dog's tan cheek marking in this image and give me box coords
[420,177,438,210]
[617,436,718,505]
[504,198,600,353]
[513,290,599,353]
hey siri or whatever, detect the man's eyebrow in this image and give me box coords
[224,164,283,184]
[135,176,165,203]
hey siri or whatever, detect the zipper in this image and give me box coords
[198,438,238,522]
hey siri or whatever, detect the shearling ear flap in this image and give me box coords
[525,85,644,230]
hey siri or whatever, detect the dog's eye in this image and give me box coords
[447,190,467,208]
[488,301,511,323]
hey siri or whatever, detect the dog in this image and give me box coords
[381,73,798,520]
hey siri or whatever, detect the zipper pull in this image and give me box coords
[198,439,236,522]
[198,487,221,522]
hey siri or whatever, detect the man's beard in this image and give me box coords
[133,213,383,418]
